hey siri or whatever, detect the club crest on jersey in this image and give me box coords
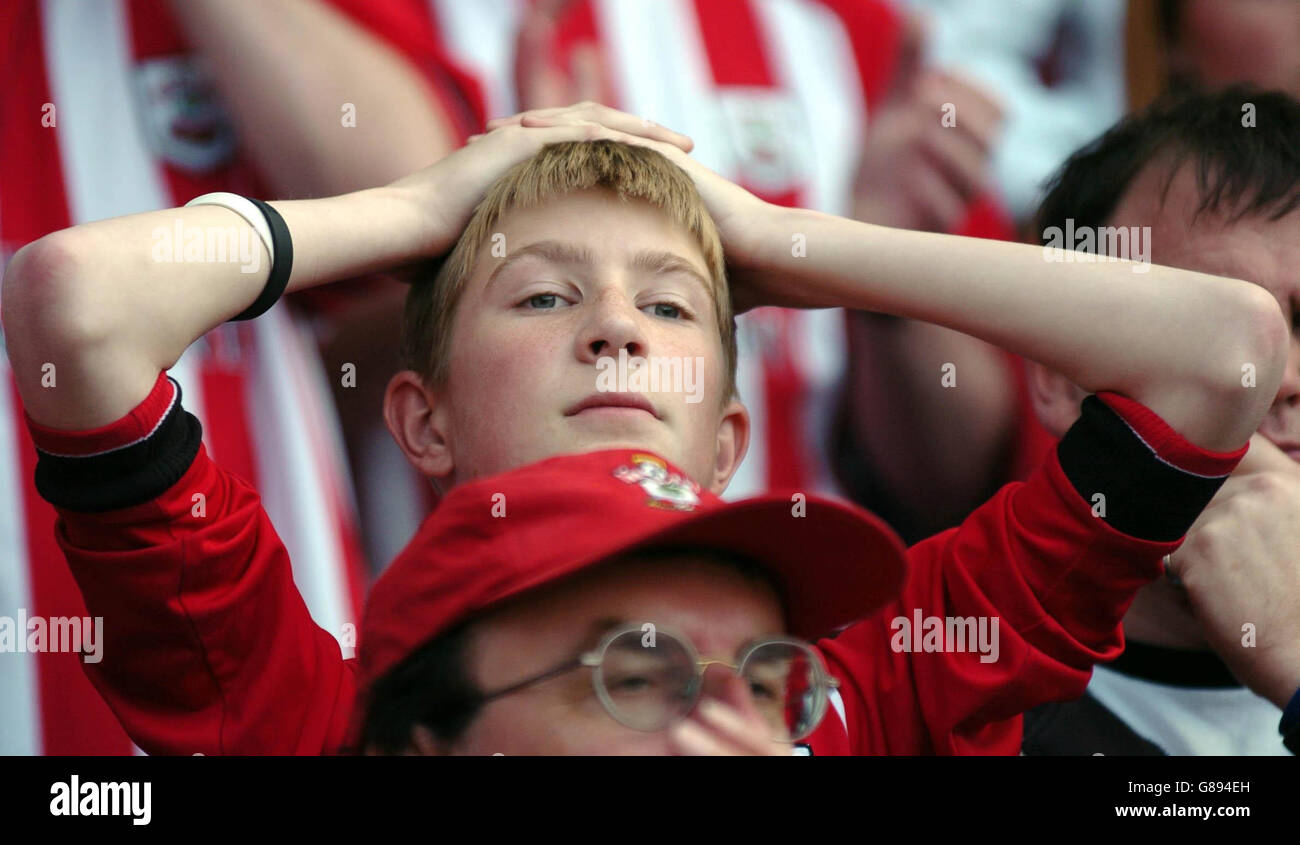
[716,89,812,197]
[613,454,701,511]
[132,56,237,173]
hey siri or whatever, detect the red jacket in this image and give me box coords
[28,374,1243,754]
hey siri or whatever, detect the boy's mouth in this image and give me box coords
[565,393,661,420]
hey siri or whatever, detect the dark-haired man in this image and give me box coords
[1017,86,1300,754]
[838,84,1300,754]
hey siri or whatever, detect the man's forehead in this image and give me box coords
[482,557,786,653]
[1110,161,1300,303]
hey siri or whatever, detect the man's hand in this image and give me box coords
[1172,434,1300,708]
[848,10,1002,234]
[667,700,793,756]
[852,69,1002,233]
[393,102,696,257]
[513,0,610,110]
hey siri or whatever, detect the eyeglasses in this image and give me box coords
[477,623,839,742]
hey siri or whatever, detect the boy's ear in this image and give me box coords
[708,398,750,494]
[383,370,455,481]
[1025,360,1088,439]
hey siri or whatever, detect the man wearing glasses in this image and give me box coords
[352,449,899,755]
[347,432,1239,755]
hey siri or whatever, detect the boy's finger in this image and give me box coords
[566,101,694,151]
[490,105,693,150]
[909,163,968,231]
[918,72,1002,152]
[519,111,692,152]
[516,119,689,163]
[921,124,991,201]
[510,123,685,164]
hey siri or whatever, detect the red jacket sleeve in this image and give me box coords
[28,373,356,755]
[810,393,1248,755]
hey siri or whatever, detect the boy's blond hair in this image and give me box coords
[401,141,738,400]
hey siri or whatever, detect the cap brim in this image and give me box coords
[618,495,908,640]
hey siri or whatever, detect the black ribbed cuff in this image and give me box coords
[1057,396,1232,542]
[34,382,203,513]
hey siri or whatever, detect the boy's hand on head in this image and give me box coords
[1171,434,1300,709]
[484,101,695,150]
[508,104,828,314]
[388,103,695,256]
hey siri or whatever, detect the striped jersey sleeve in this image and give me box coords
[26,372,357,755]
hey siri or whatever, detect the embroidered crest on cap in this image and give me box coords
[613,454,701,511]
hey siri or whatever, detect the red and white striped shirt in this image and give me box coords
[0,0,474,755]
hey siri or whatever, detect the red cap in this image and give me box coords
[357,449,909,693]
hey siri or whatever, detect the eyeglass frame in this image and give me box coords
[475,622,839,742]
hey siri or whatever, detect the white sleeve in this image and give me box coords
[903,0,1128,218]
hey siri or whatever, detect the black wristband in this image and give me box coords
[230,198,293,322]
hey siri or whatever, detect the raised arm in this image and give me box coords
[2,110,691,430]
[733,207,1288,451]
[2,189,428,428]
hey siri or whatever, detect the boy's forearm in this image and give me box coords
[763,207,1289,450]
[2,186,429,429]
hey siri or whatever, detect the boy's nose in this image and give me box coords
[578,295,647,362]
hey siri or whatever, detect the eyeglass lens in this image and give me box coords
[595,630,823,740]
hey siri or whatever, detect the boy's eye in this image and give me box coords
[649,302,685,319]
[525,293,561,310]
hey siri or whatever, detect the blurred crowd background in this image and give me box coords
[1,0,1297,754]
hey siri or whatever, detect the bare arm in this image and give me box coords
[167,0,458,196]
[2,188,429,429]
[2,108,693,431]
[743,207,1289,452]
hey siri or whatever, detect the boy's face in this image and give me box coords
[438,554,788,755]
[433,189,747,489]
[1032,162,1300,459]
